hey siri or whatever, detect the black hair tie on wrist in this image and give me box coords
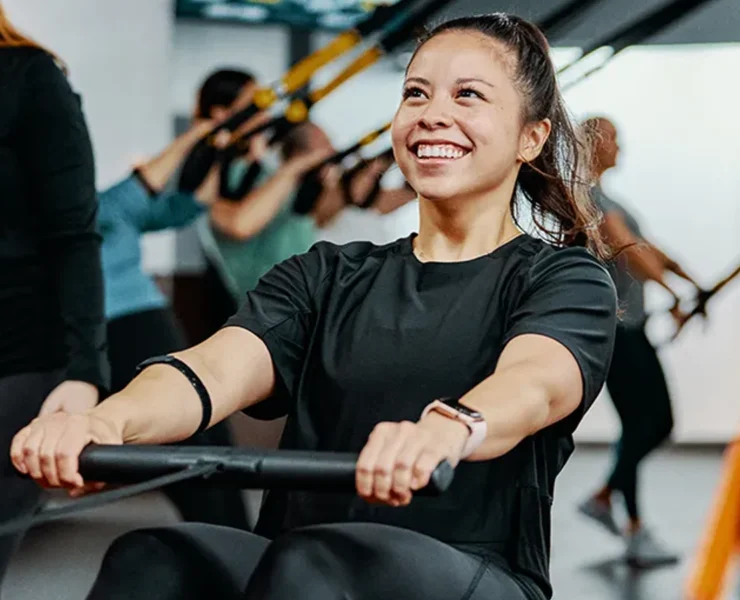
[132,167,159,198]
[135,355,212,435]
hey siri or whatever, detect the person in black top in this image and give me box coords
[11,13,617,600]
[576,117,699,567]
[0,5,108,584]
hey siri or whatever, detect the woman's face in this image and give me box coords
[595,120,620,173]
[392,30,547,203]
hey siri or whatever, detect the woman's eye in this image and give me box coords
[458,87,483,100]
[402,86,426,99]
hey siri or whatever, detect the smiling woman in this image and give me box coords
[11,12,617,600]
[393,15,605,258]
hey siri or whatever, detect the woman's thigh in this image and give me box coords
[245,522,530,600]
[86,523,270,600]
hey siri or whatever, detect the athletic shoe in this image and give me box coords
[576,496,621,536]
[625,527,680,568]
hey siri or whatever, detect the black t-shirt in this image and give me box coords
[225,233,617,599]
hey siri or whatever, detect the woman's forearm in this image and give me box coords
[650,245,698,285]
[137,122,213,192]
[454,364,552,460]
[623,245,680,298]
[210,167,301,240]
[92,328,276,445]
[93,363,204,445]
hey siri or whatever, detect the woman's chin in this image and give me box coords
[412,183,461,203]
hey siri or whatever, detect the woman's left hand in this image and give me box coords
[355,412,470,507]
[37,380,99,416]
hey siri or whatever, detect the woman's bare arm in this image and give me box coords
[209,149,333,240]
[601,212,680,300]
[94,327,276,444]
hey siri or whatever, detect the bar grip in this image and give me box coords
[77,445,455,496]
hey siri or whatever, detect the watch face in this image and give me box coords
[440,397,483,420]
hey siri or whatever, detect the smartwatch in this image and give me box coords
[421,397,487,459]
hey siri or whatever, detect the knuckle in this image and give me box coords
[399,421,416,433]
[356,464,373,477]
[374,465,391,477]
[394,458,412,471]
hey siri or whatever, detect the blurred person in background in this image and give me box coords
[98,69,259,531]
[201,120,337,299]
[0,3,109,582]
[577,116,700,567]
[204,121,417,301]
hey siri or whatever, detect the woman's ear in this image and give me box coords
[518,118,551,163]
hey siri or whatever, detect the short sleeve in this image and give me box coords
[223,242,336,419]
[503,247,617,433]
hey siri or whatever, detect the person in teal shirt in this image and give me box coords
[200,121,336,299]
[98,69,257,531]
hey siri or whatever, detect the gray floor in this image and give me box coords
[1,446,729,599]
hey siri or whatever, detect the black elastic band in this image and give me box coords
[135,355,212,435]
[132,167,160,198]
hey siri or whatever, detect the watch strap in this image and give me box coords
[421,399,487,459]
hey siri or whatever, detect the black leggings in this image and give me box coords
[0,370,63,585]
[107,308,250,531]
[85,522,533,600]
[605,325,674,520]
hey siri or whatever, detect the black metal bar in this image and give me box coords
[538,0,608,39]
[78,445,455,495]
[289,26,312,98]
[559,0,720,86]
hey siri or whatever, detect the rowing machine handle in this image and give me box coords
[76,445,455,496]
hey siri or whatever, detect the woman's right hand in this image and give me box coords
[10,412,123,496]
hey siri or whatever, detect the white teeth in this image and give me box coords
[415,144,467,159]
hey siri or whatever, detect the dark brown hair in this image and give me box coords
[280,121,325,161]
[196,68,255,119]
[410,13,609,259]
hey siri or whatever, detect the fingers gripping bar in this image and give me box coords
[78,445,454,494]
[0,446,455,538]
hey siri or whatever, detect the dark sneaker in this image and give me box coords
[625,527,680,568]
[577,497,621,536]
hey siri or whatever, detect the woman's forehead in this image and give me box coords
[408,32,516,80]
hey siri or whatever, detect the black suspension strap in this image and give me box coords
[0,463,220,538]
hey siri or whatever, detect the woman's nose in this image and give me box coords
[417,98,454,130]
